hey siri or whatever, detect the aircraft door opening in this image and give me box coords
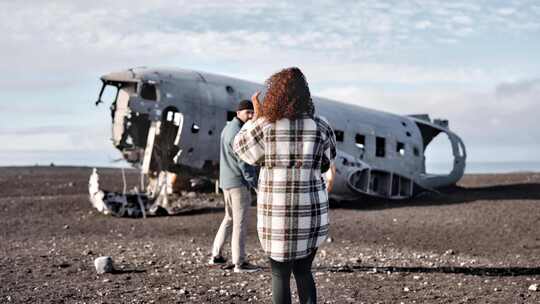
[155,107,183,172]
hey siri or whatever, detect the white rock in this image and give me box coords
[529,284,539,291]
[94,256,114,274]
[403,287,410,292]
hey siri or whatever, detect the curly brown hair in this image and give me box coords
[261,67,315,123]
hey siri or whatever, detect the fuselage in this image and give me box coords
[96,67,466,200]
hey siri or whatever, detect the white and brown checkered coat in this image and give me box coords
[233,115,337,261]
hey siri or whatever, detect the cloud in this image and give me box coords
[451,15,473,25]
[2,0,539,90]
[436,37,459,44]
[305,63,497,85]
[497,8,516,16]
[496,78,540,96]
[415,20,432,30]
[443,2,482,12]
[494,78,540,113]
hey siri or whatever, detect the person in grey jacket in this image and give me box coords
[209,99,260,273]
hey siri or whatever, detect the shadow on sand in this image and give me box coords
[112,268,147,274]
[331,183,540,210]
[154,206,225,217]
[324,264,540,277]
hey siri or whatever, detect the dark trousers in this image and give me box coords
[269,249,318,304]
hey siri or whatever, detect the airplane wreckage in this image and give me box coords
[89,67,466,217]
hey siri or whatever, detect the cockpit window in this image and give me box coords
[100,84,119,105]
[141,83,157,101]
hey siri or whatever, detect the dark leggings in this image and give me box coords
[269,249,318,304]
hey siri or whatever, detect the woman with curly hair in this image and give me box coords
[234,67,337,304]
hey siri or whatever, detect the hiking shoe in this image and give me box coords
[234,262,261,273]
[208,255,227,265]
[221,263,235,270]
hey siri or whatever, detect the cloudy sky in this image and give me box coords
[1,0,539,170]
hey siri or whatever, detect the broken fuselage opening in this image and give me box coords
[150,106,183,173]
[424,133,454,174]
[96,68,228,182]
[101,80,159,165]
[95,77,187,214]
[413,119,466,188]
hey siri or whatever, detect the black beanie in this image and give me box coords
[237,99,254,111]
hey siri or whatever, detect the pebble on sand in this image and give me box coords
[529,284,538,292]
[94,256,114,274]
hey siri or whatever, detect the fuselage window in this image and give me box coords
[396,142,405,156]
[355,134,365,150]
[140,83,157,101]
[376,137,386,157]
[334,130,344,142]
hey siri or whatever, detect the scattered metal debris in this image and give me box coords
[88,168,221,217]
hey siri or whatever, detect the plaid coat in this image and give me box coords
[233,115,337,261]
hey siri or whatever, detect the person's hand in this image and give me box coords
[251,91,262,119]
[325,162,336,193]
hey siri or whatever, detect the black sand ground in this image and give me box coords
[0,166,539,303]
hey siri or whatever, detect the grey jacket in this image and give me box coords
[219,117,258,190]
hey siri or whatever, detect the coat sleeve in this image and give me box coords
[224,131,258,188]
[233,118,266,166]
[320,116,337,172]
